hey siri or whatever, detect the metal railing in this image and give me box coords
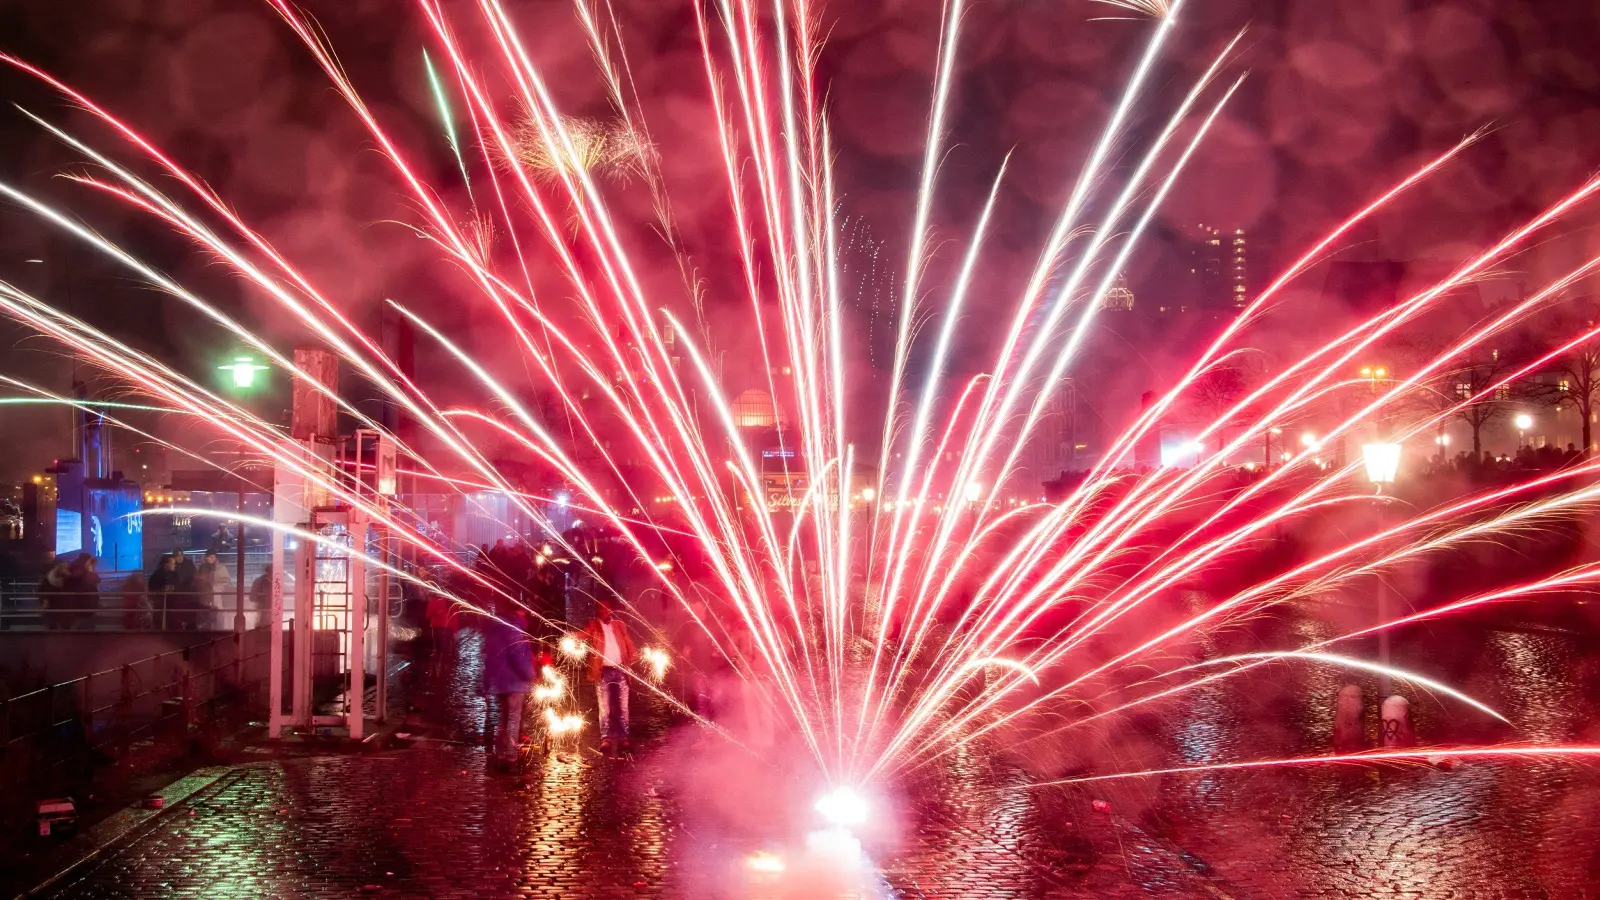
[0,589,274,632]
[0,628,271,823]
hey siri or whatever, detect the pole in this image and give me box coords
[375,512,390,723]
[347,510,366,741]
[235,491,246,634]
[1377,579,1391,697]
[1376,497,1392,697]
[268,528,284,738]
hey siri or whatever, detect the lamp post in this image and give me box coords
[1362,441,1401,696]
[218,356,270,391]
[1514,413,1533,449]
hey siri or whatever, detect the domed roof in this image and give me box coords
[731,389,784,427]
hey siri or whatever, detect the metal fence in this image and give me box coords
[0,589,279,633]
[0,628,271,827]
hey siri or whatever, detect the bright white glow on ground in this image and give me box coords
[745,851,786,874]
[805,827,863,865]
[814,786,870,828]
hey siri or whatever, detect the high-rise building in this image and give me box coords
[1188,223,1248,309]
[1228,228,1248,308]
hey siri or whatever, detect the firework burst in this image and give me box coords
[2,0,1599,799]
[507,114,650,182]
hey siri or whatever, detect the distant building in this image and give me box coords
[1320,260,1406,313]
[1188,223,1249,309]
[1102,273,1135,311]
[49,407,143,572]
[1026,382,1085,476]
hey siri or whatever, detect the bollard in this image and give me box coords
[1380,695,1415,748]
[1333,683,1365,752]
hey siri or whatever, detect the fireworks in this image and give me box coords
[543,707,586,736]
[639,647,671,682]
[507,115,649,182]
[1089,0,1173,18]
[559,635,587,660]
[744,851,786,874]
[532,666,567,704]
[2,0,1599,800]
[813,787,870,829]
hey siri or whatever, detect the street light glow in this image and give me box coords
[1362,442,1401,486]
[218,355,269,389]
[1515,414,1533,430]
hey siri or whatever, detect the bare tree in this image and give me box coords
[1182,365,1252,454]
[1392,320,1524,461]
[1428,353,1512,459]
[1525,299,1600,455]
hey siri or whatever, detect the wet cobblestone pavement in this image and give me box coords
[28,614,1600,898]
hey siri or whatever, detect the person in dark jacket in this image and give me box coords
[172,550,199,630]
[65,554,101,630]
[480,598,536,769]
[39,560,70,630]
[672,598,719,717]
[120,571,151,630]
[148,555,181,629]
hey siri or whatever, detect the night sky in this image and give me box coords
[0,0,1597,479]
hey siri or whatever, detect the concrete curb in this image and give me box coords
[10,766,238,900]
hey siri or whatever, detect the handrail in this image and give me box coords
[0,626,273,819]
[1,631,245,703]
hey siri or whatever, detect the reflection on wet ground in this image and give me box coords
[33,604,1600,898]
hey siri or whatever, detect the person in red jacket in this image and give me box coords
[581,601,637,752]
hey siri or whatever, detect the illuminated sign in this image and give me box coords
[56,509,82,555]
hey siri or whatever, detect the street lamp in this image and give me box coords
[1514,413,1533,449]
[218,356,269,390]
[1361,442,1401,491]
[1362,441,1401,696]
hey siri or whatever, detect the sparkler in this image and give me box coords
[559,635,587,661]
[543,707,586,736]
[3,0,1598,803]
[639,646,671,683]
[532,666,567,704]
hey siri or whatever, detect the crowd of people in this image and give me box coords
[424,535,774,770]
[1428,443,1587,475]
[26,546,252,631]
[35,552,100,630]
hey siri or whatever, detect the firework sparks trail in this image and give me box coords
[3,0,1599,794]
[873,203,1600,774]
[1026,746,1600,788]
